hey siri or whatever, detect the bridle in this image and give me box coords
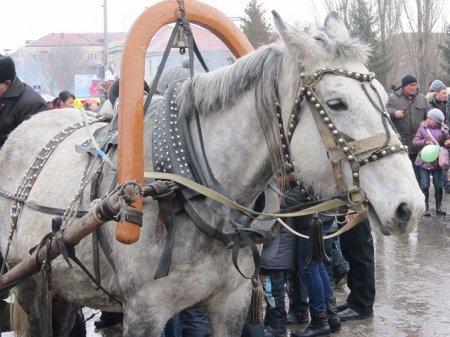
[277,67,408,206]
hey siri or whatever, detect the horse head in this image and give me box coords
[272,11,424,235]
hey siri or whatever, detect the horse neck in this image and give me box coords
[193,94,273,204]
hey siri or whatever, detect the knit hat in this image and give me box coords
[0,55,16,83]
[401,74,417,87]
[429,79,446,93]
[427,108,445,123]
[157,58,191,94]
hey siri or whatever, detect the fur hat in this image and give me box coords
[157,58,191,94]
[427,108,445,123]
[0,55,16,83]
[429,79,446,93]
[401,74,417,87]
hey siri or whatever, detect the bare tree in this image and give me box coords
[39,46,91,95]
[375,0,403,87]
[400,0,445,90]
[323,0,350,26]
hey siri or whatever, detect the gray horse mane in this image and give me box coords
[177,43,286,178]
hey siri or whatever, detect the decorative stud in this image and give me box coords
[319,110,325,116]
[338,138,344,143]
[381,150,387,156]
[343,147,349,152]
[371,155,378,160]
[348,155,354,160]
[324,117,330,122]
[353,172,359,178]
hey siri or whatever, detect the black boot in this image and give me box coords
[325,297,341,333]
[435,188,446,215]
[291,309,330,337]
[422,188,430,216]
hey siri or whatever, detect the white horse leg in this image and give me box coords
[206,283,251,337]
[122,301,167,337]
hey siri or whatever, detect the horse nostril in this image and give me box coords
[396,203,411,232]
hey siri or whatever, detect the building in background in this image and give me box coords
[9,25,233,98]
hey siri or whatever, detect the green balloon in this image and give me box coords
[421,144,440,162]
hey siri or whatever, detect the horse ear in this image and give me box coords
[324,11,349,40]
[272,10,323,58]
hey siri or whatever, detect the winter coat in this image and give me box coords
[412,122,450,170]
[386,88,429,154]
[261,226,296,270]
[0,77,48,148]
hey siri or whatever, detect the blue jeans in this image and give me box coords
[161,314,182,337]
[296,220,334,312]
[262,269,288,330]
[419,167,443,189]
[180,307,209,337]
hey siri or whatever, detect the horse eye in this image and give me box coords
[326,98,347,111]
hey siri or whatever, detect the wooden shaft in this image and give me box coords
[0,194,124,290]
[117,0,254,244]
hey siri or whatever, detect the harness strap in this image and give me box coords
[231,230,261,280]
[153,199,177,279]
[276,210,367,240]
[144,171,349,218]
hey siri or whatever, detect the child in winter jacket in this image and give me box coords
[412,108,450,216]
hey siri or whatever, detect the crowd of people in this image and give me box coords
[1,51,450,337]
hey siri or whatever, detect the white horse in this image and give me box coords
[0,11,423,337]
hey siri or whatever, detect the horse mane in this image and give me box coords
[177,43,286,178]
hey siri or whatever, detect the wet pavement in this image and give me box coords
[2,191,450,337]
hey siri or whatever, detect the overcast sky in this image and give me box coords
[0,0,325,52]
[1,0,449,53]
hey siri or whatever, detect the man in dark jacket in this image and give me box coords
[0,55,48,148]
[386,74,429,182]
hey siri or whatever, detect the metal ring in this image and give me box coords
[347,187,365,206]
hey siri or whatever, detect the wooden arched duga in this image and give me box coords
[117,0,254,244]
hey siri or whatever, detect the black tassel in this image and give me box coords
[248,276,264,325]
[304,215,330,267]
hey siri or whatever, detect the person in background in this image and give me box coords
[386,74,429,183]
[336,216,375,322]
[0,54,48,148]
[427,80,450,193]
[285,269,309,325]
[260,223,296,337]
[323,222,349,288]
[99,71,115,105]
[412,108,450,216]
[49,90,75,109]
[285,186,340,337]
